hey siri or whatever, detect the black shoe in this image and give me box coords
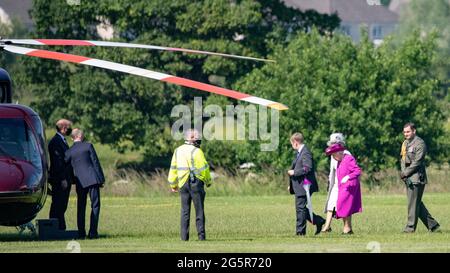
[342,230,353,235]
[315,221,325,235]
[322,227,332,233]
[403,229,415,233]
[88,234,99,239]
[296,232,306,236]
[430,225,441,233]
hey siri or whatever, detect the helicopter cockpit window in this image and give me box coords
[0,118,42,170]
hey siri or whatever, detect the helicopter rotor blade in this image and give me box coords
[3,39,275,63]
[2,45,287,110]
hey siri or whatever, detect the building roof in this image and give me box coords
[0,0,33,28]
[284,0,399,24]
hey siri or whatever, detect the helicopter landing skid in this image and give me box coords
[16,221,37,235]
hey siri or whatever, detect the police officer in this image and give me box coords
[400,122,440,233]
[168,129,212,241]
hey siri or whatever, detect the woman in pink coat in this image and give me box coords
[325,143,362,234]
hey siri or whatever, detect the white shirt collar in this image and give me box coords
[56,132,66,142]
[297,144,304,154]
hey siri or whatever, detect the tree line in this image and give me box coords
[0,0,447,183]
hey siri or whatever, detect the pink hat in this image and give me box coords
[325,143,345,156]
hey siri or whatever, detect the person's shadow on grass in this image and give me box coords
[0,232,113,242]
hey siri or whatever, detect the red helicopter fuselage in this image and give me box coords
[0,104,48,226]
[0,68,48,226]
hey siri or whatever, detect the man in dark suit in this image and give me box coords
[288,132,325,236]
[65,128,105,239]
[48,119,73,230]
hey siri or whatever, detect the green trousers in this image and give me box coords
[405,184,439,232]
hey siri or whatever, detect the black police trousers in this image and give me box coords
[180,177,206,241]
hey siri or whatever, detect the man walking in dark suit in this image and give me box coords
[65,128,105,239]
[48,119,73,230]
[288,132,325,236]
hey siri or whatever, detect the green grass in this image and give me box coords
[1,193,449,252]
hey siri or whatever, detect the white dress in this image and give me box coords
[327,159,339,211]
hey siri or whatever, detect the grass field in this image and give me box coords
[0,193,449,253]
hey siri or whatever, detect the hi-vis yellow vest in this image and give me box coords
[168,143,212,189]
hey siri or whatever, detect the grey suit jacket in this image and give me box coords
[289,145,319,196]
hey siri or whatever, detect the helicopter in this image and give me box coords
[0,68,47,228]
[0,38,288,229]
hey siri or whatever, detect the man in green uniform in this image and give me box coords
[400,122,440,233]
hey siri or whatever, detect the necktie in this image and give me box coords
[400,140,407,161]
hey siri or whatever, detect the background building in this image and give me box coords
[284,0,401,43]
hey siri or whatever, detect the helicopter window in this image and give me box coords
[30,115,45,142]
[0,85,5,103]
[0,118,42,169]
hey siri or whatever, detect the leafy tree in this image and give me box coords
[231,29,447,185]
[395,0,450,98]
[17,0,339,166]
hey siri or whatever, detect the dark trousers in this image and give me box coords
[49,182,72,230]
[295,195,325,235]
[180,178,206,241]
[76,183,101,237]
[405,184,439,232]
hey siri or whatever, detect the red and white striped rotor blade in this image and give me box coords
[3,45,287,110]
[4,39,275,63]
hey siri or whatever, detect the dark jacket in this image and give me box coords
[289,145,319,196]
[48,133,72,184]
[65,141,105,188]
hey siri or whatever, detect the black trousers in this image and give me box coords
[49,181,72,230]
[76,183,101,237]
[405,184,439,232]
[180,178,206,241]
[295,195,324,235]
